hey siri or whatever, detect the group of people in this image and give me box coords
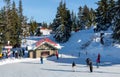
[72,53,101,72]
[39,52,101,73]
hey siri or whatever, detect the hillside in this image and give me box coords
[50,28,120,65]
[24,28,120,65]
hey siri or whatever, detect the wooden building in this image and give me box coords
[28,38,60,58]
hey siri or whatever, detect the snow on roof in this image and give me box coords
[35,38,61,49]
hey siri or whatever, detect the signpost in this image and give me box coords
[4,41,12,57]
[4,46,12,57]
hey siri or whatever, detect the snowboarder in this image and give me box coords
[40,56,43,64]
[72,61,76,72]
[89,60,93,72]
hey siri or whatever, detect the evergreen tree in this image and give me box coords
[95,0,110,31]
[52,1,72,43]
[18,0,29,43]
[0,6,6,44]
[52,1,62,32]
[4,0,13,44]
[0,0,28,45]
[108,0,115,18]
[18,0,23,42]
[35,27,42,36]
[22,16,29,39]
[2,0,22,45]
[29,19,38,36]
[71,11,77,31]
[108,0,115,29]
[78,5,94,29]
[48,23,52,29]
[10,1,19,45]
[42,22,48,28]
[112,0,120,41]
[0,7,6,32]
[77,6,83,30]
[82,5,90,29]
[88,8,96,28]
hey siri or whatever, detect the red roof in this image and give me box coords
[36,38,58,47]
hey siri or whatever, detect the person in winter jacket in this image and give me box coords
[86,58,90,66]
[97,53,101,63]
[96,53,101,68]
[40,56,43,64]
[89,60,93,72]
[86,58,93,72]
[72,61,76,72]
[56,51,59,60]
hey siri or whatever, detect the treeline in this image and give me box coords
[0,0,120,46]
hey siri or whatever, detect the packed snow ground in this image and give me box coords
[0,28,120,77]
[0,56,120,77]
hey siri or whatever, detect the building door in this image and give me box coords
[41,51,50,57]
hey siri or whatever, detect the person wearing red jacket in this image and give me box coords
[56,51,59,60]
[96,53,101,68]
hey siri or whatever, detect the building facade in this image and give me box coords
[29,38,60,58]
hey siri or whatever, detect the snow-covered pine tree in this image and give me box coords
[95,0,110,31]
[112,0,120,41]
[88,8,96,28]
[108,0,115,25]
[78,5,94,30]
[78,5,90,29]
[52,1,72,43]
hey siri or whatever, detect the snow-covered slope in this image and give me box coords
[59,29,94,54]
[49,28,120,67]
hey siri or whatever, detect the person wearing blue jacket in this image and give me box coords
[40,56,43,64]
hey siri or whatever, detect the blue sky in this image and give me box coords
[0,0,99,24]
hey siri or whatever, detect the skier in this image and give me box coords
[40,56,43,64]
[72,61,76,72]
